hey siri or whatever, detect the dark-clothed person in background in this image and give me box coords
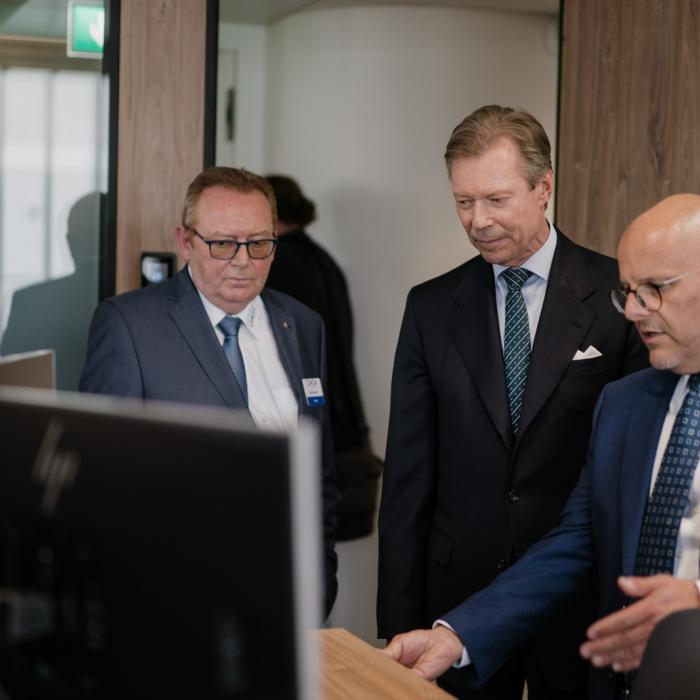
[80,166,337,616]
[265,175,381,541]
[377,105,647,699]
[384,193,700,700]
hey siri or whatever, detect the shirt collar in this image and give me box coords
[492,220,557,282]
[190,267,263,338]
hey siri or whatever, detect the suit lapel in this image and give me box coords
[262,291,306,413]
[620,371,679,574]
[448,258,512,450]
[516,233,597,440]
[166,269,248,409]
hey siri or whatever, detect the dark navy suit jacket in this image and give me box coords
[80,268,338,615]
[442,367,681,700]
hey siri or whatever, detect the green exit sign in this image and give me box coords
[67,0,105,58]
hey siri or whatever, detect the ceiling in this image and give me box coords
[220,0,560,25]
[0,0,560,40]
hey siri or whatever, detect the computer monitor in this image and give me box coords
[0,350,55,389]
[0,388,321,699]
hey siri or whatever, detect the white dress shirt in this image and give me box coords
[440,373,700,668]
[197,291,298,432]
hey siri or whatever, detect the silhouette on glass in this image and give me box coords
[1,192,102,390]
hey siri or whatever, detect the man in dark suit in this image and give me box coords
[264,174,381,541]
[377,105,647,698]
[383,193,700,700]
[80,166,337,616]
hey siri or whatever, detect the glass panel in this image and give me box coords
[0,0,109,390]
[215,0,561,647]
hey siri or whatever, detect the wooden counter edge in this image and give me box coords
[312,627,454,699]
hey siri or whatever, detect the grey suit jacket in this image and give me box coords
[80,268,338,615]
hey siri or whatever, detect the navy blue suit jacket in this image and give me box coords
[442,367,680,700]
[80,268,338,615]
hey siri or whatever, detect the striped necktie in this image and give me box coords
[501,268,532,433]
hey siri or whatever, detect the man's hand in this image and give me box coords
[580,574,700,672]
[382,626,464,680]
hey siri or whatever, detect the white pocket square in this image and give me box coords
[573,345,603,361]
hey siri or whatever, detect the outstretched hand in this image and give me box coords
[382,626,465,680]
[580,574,700,672]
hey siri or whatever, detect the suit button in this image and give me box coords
[496,559,506,571]
[507,489,520,503]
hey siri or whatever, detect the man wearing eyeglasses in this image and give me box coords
[80,166,338,616]
[383,194,700,700]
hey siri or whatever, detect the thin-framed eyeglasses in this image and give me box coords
[187,227,277,260]
[610,267,700,314]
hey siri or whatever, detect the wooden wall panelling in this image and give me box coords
[557,0,700,256]
[116,0,207,293]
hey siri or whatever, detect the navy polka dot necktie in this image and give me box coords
[634,373,700,575]
[218,315,248,406]
[501,268,533,433]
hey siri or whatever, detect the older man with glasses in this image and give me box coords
[80,166,338,617]
[383,193,700,700]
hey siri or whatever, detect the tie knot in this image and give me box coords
[218,315,243,338]
[501,268,532,292]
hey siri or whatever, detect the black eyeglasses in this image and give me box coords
[187,227,277,260]
[610,267,700,314]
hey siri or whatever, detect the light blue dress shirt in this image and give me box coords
[492,222,557,348]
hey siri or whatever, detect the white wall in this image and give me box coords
[221,4,559,645]
[217,23,268,173]
[264,6,559,459]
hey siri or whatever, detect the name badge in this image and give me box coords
[302,378,325,407]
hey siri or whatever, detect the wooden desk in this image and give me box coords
[315,628,454,699]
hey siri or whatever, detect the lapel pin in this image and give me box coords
[282,321,289,329]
